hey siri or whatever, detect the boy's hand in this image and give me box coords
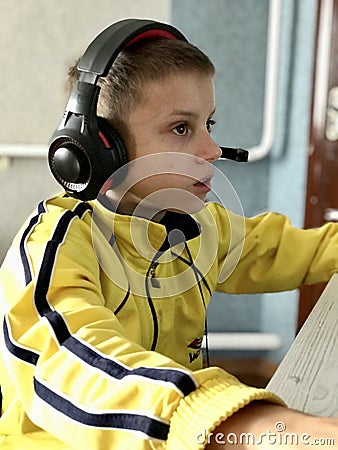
[205,402,338,449]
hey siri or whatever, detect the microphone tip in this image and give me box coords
[220,146,249,162]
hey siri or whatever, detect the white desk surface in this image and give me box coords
[268,273,338,417]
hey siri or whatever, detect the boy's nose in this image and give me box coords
[197,135,222,163]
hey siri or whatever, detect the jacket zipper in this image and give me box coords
[145,257,161,350]
[149,261,160,288]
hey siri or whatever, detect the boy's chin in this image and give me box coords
[136,192,206,219]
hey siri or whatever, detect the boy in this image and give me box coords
[0,18,337,450]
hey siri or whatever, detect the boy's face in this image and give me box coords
[107,72,221,217]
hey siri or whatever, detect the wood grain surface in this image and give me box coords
[268,274,338,417]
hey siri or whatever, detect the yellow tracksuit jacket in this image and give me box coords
[1,194,338,449]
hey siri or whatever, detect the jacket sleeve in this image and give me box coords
[0,198,283,450]
[215,205,338,293]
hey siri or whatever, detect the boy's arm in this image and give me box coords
[214,206,338,293]
[205,402,338,449]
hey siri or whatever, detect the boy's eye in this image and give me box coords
[206,119,216,133]
[173,123,188,136]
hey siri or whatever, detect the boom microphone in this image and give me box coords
[219,146,249,162]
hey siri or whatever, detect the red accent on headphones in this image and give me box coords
[99,178,113,194]
[98,131,111,149]
[127,29,179,47]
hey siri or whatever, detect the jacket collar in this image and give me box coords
[158,211,201,252]
[94,195,201,255]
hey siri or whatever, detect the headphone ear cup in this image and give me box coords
[48,116,128,201]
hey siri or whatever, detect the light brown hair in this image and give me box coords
[68,37,215,140]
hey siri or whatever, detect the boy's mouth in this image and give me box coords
[193,176,212,192]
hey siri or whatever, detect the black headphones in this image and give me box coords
[48,19,188,201]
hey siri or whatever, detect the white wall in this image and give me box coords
[0,0,171,145]
[0,0,171,261]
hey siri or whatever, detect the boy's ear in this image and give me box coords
[48,19,188,201]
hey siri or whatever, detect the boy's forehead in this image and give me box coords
[137,73,215,112]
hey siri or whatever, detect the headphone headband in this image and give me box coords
[78,19,188,83]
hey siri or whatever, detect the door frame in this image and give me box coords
[299,0,337,329]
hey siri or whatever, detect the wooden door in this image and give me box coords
[299,0,338,329]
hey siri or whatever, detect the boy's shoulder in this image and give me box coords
[13,194,94,244]
[42,193,94,212]
[24,193,95,222]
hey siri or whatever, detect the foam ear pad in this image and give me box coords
[96,117,128,168]
[95,117,129,191]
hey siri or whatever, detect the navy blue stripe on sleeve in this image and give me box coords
[34,377,169,440]
[63,336,197,396]
[3,316,39,366]
[19,201,46,285]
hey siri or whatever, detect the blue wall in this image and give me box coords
[172,0,317,362]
